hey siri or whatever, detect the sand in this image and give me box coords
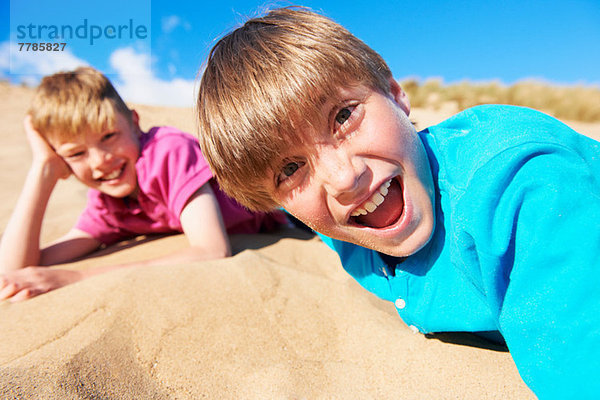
[4,81,597,399]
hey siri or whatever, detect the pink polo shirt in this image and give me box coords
[75,126,284,245]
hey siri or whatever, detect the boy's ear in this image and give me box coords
[130,109,141,134]
[389,78,411,117]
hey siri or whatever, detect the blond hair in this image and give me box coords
[29,66,131,142]
[197,6,392,211]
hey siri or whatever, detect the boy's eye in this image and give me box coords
[102,132,116,141]
[332,104,361,137]
[67,151,85,158]
[335,107,352,125]
[283,162,300,177]
[276,160,306,186]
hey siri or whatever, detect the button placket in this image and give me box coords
[387,269,414,328]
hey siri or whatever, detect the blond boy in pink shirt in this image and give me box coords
[0,67,284,302]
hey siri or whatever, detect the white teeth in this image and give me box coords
[364,201,377,213]
[372,193,385,206]
[350,179,392,217]
[351,208,367,217]
[103,167,122,180]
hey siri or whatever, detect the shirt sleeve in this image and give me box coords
[137,129,214,219]
[460,141,600,397]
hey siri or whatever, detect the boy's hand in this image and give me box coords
[24,115,71,180]
[0,267,84,302]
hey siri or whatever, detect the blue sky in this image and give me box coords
[2,0,599,107]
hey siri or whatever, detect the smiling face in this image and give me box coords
[269,79,436,257]
[50,111,141,198]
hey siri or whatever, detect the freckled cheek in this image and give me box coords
[305,204,339,233]
[304,208,328,224]
[285,198,331,232]
[363,122,407,157]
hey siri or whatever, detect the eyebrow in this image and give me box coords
[100,126,118,134]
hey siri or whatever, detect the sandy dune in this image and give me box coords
[4,81,597,398]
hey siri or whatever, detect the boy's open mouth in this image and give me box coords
[98,164,125,181]
[350,177,404,228]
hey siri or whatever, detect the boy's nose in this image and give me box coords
[89,147,111,169]
[315,146,365,203]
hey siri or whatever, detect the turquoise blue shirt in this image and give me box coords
[318,105,600,398]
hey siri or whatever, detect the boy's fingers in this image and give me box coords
[23,115,51,149]
[23,115,41,139]
[0,282,19,301]
[9,288,34,303]
[23,114,33,130]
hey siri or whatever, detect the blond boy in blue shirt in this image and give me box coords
[195,7,600,398]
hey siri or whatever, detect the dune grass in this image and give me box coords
[4,78,598,122]
[401,79,600,122]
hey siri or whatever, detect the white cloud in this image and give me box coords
[0,40,88,78]
[0,41,196,108]
[161,15,191,34]
[161,16,180,33]
[109,47,196,107]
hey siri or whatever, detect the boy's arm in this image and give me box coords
[1,183,230,302]
[177,182,232,259]
[88,182,231,269]
[91,182,231,270]
[465,145,600,397]
[0,116,73,272]
[0,229,99,302]
[39,228,102,265]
